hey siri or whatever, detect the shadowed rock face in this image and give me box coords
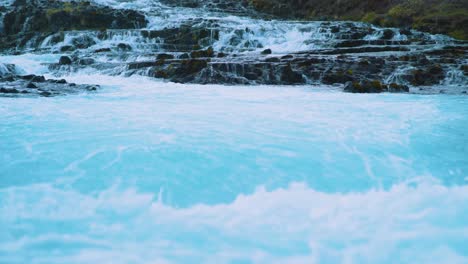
[0,0,147,49]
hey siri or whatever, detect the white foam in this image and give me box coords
[1,179,467,263]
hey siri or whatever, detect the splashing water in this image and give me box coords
[1,0,468,263]
[1,72,468,263]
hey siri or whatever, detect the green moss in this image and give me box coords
[362,12,377,23]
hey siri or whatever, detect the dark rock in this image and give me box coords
[244,72,259,80]
[381,29,395,40]
[409,66,444,86]
[39,91,52,97]
[60,45,75,52]
[388,83,409,92]
[400,29,412,36]
[462,65,468,75]
[177,59,209,75]
[86,85,99,91]
[265,57,280,63]
[153,70,168,78]
[179,53,190,59]
[361,80,384,93]
[3,0,147,38]
[117,43,132,51]
[343,81,361,93]
[26,82,37,88]
[261,49,272,55]
[59,56,72,65]
[94,48,111,53]
[71,35,96,49]
[50,79,67,84]
[0,87,20,93]
[281,64,304,84]
[141,24,219,52]
[331,26,340,33]
[128,61,160,70]
[344,80,384,93]
[1,76,16,82]
[429,64,443,75]
[190,47,214,58]
[157,53,175,60]
[20,75,46,82]
[322,71,353,84]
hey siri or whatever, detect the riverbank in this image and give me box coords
[248,0,468,40]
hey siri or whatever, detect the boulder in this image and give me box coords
[261,48,272,55]
[344,80,384,93]
[59,56,72,65]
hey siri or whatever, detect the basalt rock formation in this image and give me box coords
[0,63,99,97]
[0,0,147,50]
[1,0,467,95]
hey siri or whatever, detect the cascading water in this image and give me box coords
[1,0,467,263]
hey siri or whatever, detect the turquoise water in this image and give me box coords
[1,75,468,263]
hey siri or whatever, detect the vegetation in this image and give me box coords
[248,0,468,39]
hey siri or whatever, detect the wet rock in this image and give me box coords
[153,70,168,78]
[381,29,395,40]
[409,66,445,86]
[265,57,280,63]
[39,91,52,97]
[388,83,409,92]
[59,56,72,65]
[157,53,175,60]
[190,47,215,58]
[94,48,111,53]
[344,80,384,93]
[177,59,209,75]
[117,43,132,51]
[72,35,97,49]
[261,49,272,55]
[322,71,353,84]
[0,87,20,94]
[60,45,75,52]
[462,65,468,76]
[141,23,219,52]
[179,53,190,59]
[281,64,304,84]
[20,75,46,82]
[1,76,16,82]
[26,82,37,88]
[244,72,259,80]
[86,85,99,91]
[343,81,358,92]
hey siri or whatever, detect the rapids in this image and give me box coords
[1,0,468,263]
